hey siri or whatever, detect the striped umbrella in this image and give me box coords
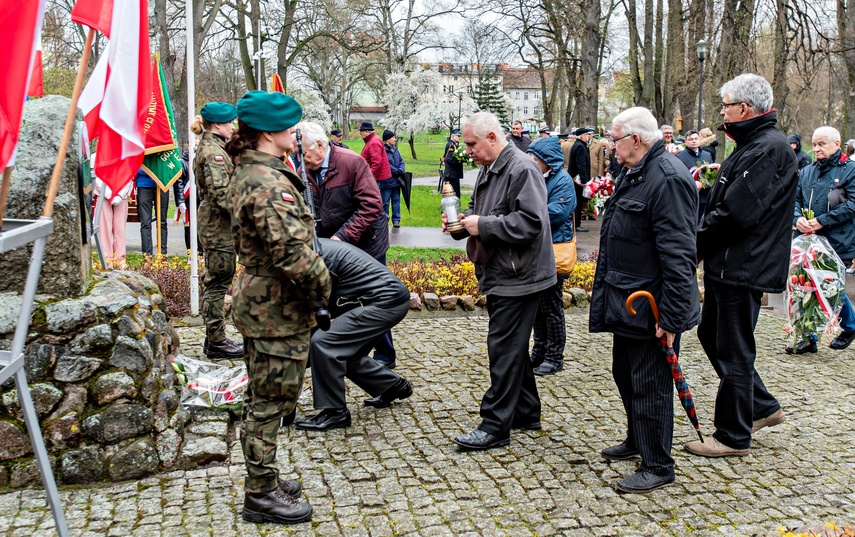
[626,291,704,443]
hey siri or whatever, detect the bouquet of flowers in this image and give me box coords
[451,144,475,167]
[786,233,847,346]
[172,355,248,410]
[583,176,615,218]
[690,162,720,189]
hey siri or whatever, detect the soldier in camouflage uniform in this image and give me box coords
[192,102,244,359]
[226,90,331,525]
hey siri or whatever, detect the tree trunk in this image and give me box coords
[580,0,601,126]
[625,0,644,104]
[837,0,855,136]
[653,0,665,120]
[772,0,790,127]
[641,0,655,107]
[663,0,683,128]
[408,135,417,160]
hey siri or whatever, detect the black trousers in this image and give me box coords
[137,187,169,255]
[531,279,566,366]
[612,335,674,476]
[478,293,542,435]
[574,183,585,226]
[697,279,781,449]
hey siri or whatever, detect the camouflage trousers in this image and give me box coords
[240,334,309,494]
[202,249,236,341]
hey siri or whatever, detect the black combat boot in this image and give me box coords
[242,488,312,525]
[204,337,244,359]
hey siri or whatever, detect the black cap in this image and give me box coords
[330,128,343,137]
[358,121,374,131]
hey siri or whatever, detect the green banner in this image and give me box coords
[142,56,182,191]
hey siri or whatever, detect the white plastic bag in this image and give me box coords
[786,234,847,346]
[172,355,248,409]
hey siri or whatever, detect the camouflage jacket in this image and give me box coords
[229,149,331,339]
[195,132,235,250]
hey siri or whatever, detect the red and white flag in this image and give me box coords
[75,0,152,196]
[0,0,47,171]
[27,33,44,99]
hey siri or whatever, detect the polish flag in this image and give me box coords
[0,0,47,171]
[27,34,44,99]
[75,0,152,195]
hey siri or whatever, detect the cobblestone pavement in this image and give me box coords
[1,310,854,536]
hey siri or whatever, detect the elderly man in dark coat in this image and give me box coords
[589,107,699,494]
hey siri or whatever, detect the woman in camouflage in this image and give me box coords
[190,102,244,359]
[225,90,331,526]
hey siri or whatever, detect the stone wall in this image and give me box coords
[0,271,227,489]
[0,95,90,298]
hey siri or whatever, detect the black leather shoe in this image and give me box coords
[533,362,563,376]
[242,489,312,524]
[280,408,296,427]
[784,340,818,355]
[511,420,542,430]
[830,330,855,350]
[295,408,351,431]
[454,429,510,451]
[205,337,244,359]
[616,471,675,493]
[576,226,589,232]
[529,355,544,369]
[277,477,302,498]
[364,378,413,408]
[601,440,640,460]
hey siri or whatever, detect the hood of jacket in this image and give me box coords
[526,137,565,172]
[787,133,803,151]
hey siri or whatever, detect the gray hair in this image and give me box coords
[719,73,773,114]
[465,112,505,141]
[660,124,674,133]
[812,126,841,144]
[512,120,523,127]
[295,121,328,150]
[613,107,662,146]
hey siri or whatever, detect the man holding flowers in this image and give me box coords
[789,126,855,353]
[688,73,799,459]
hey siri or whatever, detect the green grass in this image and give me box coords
[397,185,472,227]
[345,131,478,178]
[386,246,464,263]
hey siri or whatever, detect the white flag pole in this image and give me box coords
[186,0,199,315]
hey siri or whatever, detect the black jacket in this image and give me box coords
[318,238,409,316]
[568,139,591,184]
[698,111,799,292]
[675,147,713,170]
[589,140,699,339]
[443,140,464,179]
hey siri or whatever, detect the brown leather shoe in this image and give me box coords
[752,409,786,433]
[242,488,312,525]
[684,437,749,458]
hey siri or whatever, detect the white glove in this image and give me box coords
[178,204,187,220]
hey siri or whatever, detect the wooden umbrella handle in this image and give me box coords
[625,290,659,323]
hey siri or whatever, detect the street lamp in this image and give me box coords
[456,91,466,132]
[695,40,711,131]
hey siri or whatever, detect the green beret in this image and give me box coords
[200,102,237,123]
[236,90,303,132]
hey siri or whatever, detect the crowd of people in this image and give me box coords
[87,70,854,524]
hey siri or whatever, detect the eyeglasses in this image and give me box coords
[720,102,743,110]
[613,133,634,144]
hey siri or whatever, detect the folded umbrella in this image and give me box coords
[626,290,704,443]
[398,171,413,214]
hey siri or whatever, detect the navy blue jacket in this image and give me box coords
[384,143,405,178]
[527,137,577,243]
[793,150,855,259]
[675,147,713,170]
